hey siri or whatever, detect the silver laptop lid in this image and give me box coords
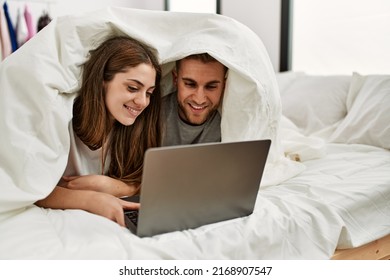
[136,139,271,237]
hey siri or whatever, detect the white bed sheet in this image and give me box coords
[292,144,390,249]
[1,143,388,259]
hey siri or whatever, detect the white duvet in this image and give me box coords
[0,7,302,216]
[1,7,389,260]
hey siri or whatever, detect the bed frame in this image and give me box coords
[332,234,390,260]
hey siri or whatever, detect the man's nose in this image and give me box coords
[193,87,207,103]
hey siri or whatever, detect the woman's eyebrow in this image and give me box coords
[127,79,155,89]
[126,79,144,86]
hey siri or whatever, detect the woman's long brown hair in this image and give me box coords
[72,36,162,188]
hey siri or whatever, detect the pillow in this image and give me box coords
[275,71,305,94]
[330,73,390,149]
[279,74,351,136]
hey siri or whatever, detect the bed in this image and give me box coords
[0,7,389,260]
[277,71,390,259]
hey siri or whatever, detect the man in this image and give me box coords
[162,53,228,146]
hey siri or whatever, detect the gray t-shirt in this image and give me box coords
[162,92,221,146]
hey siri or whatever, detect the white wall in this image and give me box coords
[292,0,390,75]
[221,0,281,72]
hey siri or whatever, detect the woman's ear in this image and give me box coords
[172,69,178,87]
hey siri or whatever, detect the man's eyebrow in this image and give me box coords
[181,77,196,83]
[182,77,221,84]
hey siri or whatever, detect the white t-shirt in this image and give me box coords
[59,122,110,184]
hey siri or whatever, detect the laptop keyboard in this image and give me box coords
[124,210,139,226]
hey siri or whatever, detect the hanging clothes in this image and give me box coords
[0,29,2,61]
[37,11,51,32]
[3,2,18,52]
[0,7,2,61]
[24,4,35,41]
[16,7,28,47]
[0,5,12,59]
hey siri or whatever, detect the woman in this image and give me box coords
[35,36,162,227]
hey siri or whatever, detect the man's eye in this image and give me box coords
[185,83,196,88]
[206,85,217,90]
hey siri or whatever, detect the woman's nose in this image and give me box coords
[134,91,148,107]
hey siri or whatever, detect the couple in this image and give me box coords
[35,36,228,227]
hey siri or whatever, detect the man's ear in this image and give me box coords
[222,76,227,92]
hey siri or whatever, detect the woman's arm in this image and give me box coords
[60,175,139,197]
[35,186,139,226]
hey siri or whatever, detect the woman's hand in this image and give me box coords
[35,186,140,227]
[85,191,140,227]
[61,175,139,197]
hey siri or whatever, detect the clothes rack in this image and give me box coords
[1,0,56,61]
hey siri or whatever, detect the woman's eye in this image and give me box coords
[128,86,138,92]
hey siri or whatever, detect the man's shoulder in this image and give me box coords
[162,91,176,103]
[162,92,177,113]
[161,92,177,120]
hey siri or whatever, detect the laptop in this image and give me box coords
[122,139,271,237]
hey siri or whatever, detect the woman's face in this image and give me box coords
[104,63,156,126]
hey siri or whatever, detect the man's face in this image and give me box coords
[174,58,226,125]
